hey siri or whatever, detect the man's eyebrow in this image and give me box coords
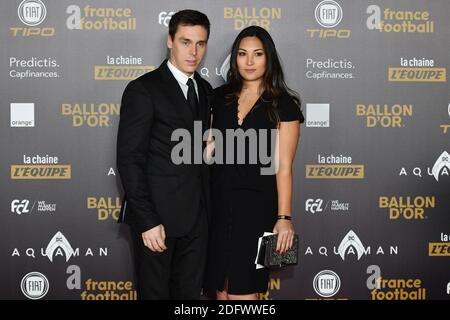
[179,37,207,43]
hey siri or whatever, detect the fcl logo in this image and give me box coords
[158,11,174,27]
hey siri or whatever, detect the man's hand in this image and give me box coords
[142,224,167,252]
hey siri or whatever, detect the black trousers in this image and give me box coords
[132,201,208,300]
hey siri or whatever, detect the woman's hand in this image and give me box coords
[273,219,295,254]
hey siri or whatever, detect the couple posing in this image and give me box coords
[116,10,304,300]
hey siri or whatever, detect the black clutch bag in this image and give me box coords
[257,234,299,269]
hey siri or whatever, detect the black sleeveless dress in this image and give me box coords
[204,85,304,295]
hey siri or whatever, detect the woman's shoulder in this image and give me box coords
[213,84,228,99]
[277,90,304,123]
[212,85,231,111]
[278,90,299,105]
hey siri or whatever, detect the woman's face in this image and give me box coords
[236,36,266,83]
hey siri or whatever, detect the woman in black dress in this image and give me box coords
[204,26,304,300]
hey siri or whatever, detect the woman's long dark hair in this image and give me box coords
[225,26,301,124]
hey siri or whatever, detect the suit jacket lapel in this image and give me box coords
[158,61,194,126]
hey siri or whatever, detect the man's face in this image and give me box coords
[167,25,208,76]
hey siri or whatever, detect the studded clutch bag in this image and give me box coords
[257,234,299,268]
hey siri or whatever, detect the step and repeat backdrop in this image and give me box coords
[1,0,449,300]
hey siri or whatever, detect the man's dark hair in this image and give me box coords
[169,9,210,40]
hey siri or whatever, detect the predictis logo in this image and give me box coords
[9,57,61,79]
[305,58,356,81]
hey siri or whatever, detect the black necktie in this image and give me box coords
[186,78,199,117]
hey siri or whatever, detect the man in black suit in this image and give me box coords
[116,10,212,300]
